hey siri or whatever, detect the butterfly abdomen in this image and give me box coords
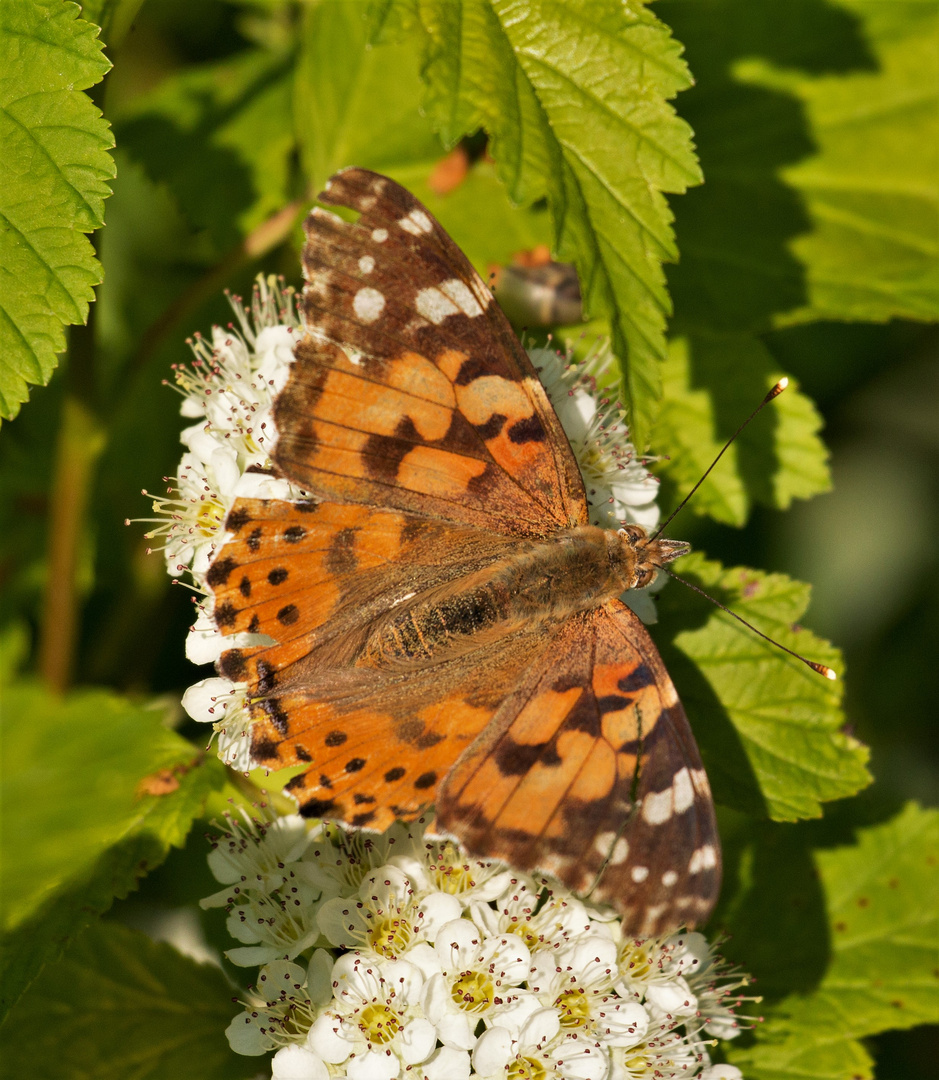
[359,526,638,668]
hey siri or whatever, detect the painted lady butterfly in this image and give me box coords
[207,168,719,935]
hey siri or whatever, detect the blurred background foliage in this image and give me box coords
[0,1,936,1077]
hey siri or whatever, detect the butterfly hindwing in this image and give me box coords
[272,168,588,536]
[436,601,720,935]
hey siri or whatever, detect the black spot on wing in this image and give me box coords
[206,557,237,587]
[268,567,288,586]
[257,697,289,735]
[226,506,251,532]
[246,527,263,553]
[362,415,420,483]
[300,797,337,819]
[619,664,654,693]
[507,414,546,444]
[474,412,507,440]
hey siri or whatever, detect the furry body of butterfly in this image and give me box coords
[361,525,688,669]
[208,166,722,936]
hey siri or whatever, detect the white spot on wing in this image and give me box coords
[642,787,673,825]
[358,255,375,274]
[662,870,678,887]
[415,286,459,325]
[688,844,717,874]
[440,277,484,317]
[672,767,694,814]
[372,228,388,243]
[399,208,433,235]
[353,287,385,324]
[609,837,630,866]
[594,830,617,857]
[691,769,711,797]
[630,865,649,883]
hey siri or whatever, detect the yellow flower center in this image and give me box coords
[196,499,225,537]
[555,985,592,1029]
[357,1002,401,1045]
[620,942,653,981]
[366,912,413,958]
[508,1056,548,1080]
[450,971,495,1013]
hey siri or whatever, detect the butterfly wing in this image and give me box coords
[272,167,588,536]
[436,600,720,935]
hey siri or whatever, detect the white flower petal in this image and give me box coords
[400,1017,437,1064]
[224,1010,272,1056]
[699,1067,744,1080]
[181,677,233,722]
[645,977,696,1016]
[306,1013,354,1064]
[471,1026,514,1075]
[271,1044,329,1080]
[347,1048,398,1080]
[418,1045,472,1080]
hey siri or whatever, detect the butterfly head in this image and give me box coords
[617,524,691,590]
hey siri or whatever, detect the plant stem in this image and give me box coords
[38,387,106,692]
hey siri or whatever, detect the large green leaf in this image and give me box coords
[0,920,253,1080]
[724,804,939,1080]
[400,0,702,449]
[117,47,297,251]
[653,332,830,526]
[0,0,114,421]
[662,0,939,332]
[656,554,869,820]
[0,683,226,1018]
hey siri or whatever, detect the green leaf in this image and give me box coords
[294,0,442,191]
[0,683,226,1018]
[117,47,297,251]
[653,332,830,526]
[662,0,939,332]
[657,554,869,820]
[0,0,114,421]
[0,919,253,1080]
[725,804,939,1080]
[401,0,702,448]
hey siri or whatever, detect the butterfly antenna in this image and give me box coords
[664,568,837,680]
[650,379,789,543]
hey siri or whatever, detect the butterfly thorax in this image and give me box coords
[359,524,689,668]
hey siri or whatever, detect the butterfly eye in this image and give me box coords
[633,566,656,590]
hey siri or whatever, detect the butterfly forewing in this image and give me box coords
[207,168,722,935]
[272,167,587,535]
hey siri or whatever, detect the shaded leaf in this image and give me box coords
[657,554,868,820]
[402,0,702,448]
[724,804,939,1080]
[663,0,939,331]
[0,683,226,1018]
[294,0,441,191]
[654,332,830,526]
[0,0,114,421]
[118,47,297,251]
[0,919,252,1080]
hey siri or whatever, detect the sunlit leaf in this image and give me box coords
[0,0,114,421]
[0,683,225,1018]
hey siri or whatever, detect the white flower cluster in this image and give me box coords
[139,278,671,769]
[206,808,749,1080]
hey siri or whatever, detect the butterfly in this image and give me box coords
[206,167,720,936]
